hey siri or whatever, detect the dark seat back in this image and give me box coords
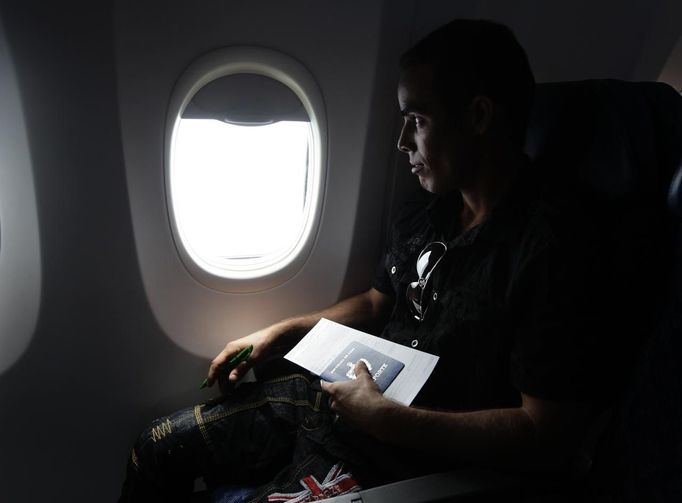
[615,165,682,502]
[525,80,682,501]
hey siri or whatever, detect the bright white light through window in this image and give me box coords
[171,118,312,270]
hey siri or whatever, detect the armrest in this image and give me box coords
[320,468,563,502]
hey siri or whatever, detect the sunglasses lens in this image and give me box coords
[406,241,447,322]
[417,243,446,277]
[416,250,432,277]
[406,281,422,319]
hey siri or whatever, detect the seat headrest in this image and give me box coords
[525,80,682,204]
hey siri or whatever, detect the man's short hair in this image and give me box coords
[400,19,535,147]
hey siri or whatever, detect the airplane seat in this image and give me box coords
[526,79,680,362]
[525,79,682,502]
[204,80,682,502]
[599,157,682,500]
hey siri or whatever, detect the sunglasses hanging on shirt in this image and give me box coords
[405,241,447,322]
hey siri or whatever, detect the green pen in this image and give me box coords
[199,345,253,390]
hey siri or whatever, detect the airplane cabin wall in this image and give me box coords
[0,1,195,501]
[0,1,679,501]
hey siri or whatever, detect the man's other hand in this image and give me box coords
[320,361,396,436]
[206,326,277,392]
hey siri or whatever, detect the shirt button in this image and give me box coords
[411,339,418,348]
[432,292,438,301]
[391,266,397,275]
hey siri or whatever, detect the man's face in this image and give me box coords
[396,65,475,194]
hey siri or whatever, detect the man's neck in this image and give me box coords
[458,149,525,232]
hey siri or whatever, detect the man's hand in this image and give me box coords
[206,325,280,392]
[320,361,396,436]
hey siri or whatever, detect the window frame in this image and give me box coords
[165,46,327,293]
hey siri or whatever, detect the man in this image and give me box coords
[120,19,604,502]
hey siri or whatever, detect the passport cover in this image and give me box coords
[320,341,404,392]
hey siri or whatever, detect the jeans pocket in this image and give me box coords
[300,413,325,432]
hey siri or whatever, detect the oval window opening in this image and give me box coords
[174,118,311,262]
[169,67,321,285]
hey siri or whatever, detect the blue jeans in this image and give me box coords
[119,371,430,502]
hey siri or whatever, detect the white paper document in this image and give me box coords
[284,318,439,406]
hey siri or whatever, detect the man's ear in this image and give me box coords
[468,95,494,135]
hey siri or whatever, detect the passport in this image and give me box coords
[320,341,405,392]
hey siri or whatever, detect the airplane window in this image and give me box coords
[172,117,311,263]
[166,50,326,289]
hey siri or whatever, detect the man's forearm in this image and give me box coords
[372,400,580,473]
[376,403,536,470]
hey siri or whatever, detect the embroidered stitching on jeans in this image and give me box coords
[150,418,173,443]
[203,398,269,423]
[204,396,318,423]
[263,373,312,385]
[194,404,213,450]
[131,448,139,469]
[266,397,318,408]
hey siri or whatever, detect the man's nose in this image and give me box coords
[397,122,413,153]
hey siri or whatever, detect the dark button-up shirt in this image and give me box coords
[373,175,606,412]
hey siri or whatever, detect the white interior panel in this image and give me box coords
[0,13,41,375]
